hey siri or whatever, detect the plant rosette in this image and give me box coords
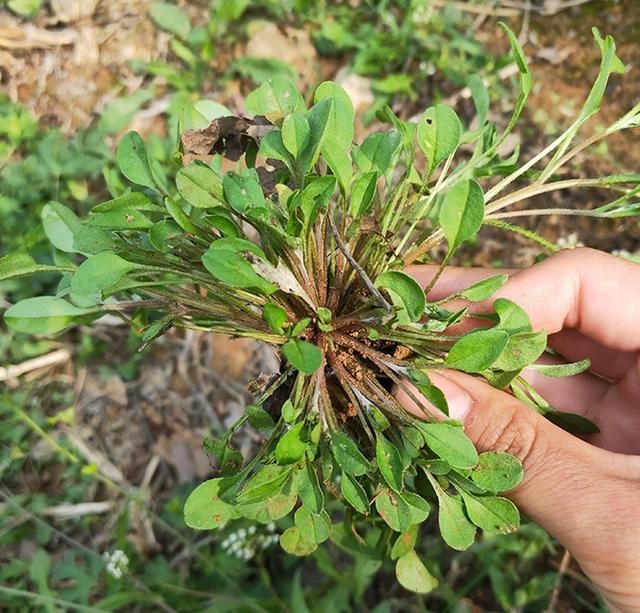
[2,24,638,593]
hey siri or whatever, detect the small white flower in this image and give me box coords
[248,525,257,536]
[556,232,584,249]
[103,549,129,579]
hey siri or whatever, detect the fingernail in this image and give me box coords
[427,371,473,422]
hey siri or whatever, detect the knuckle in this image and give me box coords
[468,403,541,472]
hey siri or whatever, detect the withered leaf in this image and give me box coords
[181,115,275,162]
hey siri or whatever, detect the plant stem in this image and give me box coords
[327,211,392,313]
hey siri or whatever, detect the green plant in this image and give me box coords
[144,0,506,121]
[1,24,638,594]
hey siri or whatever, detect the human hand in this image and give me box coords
[398,248,640,612]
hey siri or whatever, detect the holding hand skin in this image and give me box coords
[398,248,640,612]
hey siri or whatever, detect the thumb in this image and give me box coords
[397,370,640,601]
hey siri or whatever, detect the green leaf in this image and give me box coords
[528,359,591,378]
[209,213,240,238]
[353,131,401,176]
[419,422,478,469]
[282,112,310,158]
[375,433,404,492]
[245,77,304,123]
[294,507,330,544]
[165,197,202,236]
[149,220,182,253]
[246,404,276,431]
[88,192,155,230]
[222,169,266,213]
[194,100,233,122]
[4,297,97,335]
[439,179,484,253]
[471,451,524,493]
[281,398,301,423]
[408,369,449,416]
[446,328,510,373]
[262,303,288,335]
[0,253,69,282]
[436,489,476,550]
[237,470,298,523]
[314,81,355,149]
[239,484,297,523]
[298,460,324,513]
[497,22,532,140]
[321,136,353,192]
[330,431,370,476]
[183,478,234,529]
[420,458,451,475]
[544,410,601,434]
[298,97,334,176]
[370,405,391,431]
[349,171,378,217]
[279,526,317,556]
[494,298,532,333]
[209,237,268,260]
[460,274,508,301]
[201,246,276,294]
[400,491,431,525]
[176,161,223,208]
[149,2,191,39]
[282,339,323,374]
[577,29,625,125]
[71,252,136,303]
[375,270,425,323]
[417,104,462,176]
[72,226,116,255]
[41,202,83,253]
[492,330,547,372]
[375,488,411,532]
[260,130,294,167]
[395,550,437,594]
[467,74,489,125]
[203,437,243,476]
[390,525,418,560]
[459,490,520,534]
[340,473,369,514]
[300,176,337,227]
[275,422,307,465]
[6,0,43,17]
[237,465,291,504]
[117,131,157,190]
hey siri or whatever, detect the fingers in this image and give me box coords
[547,329,637,381]
[398,371,640,609]
[521,356,609,417]
[490,248,640,352]
[408,248,640,378]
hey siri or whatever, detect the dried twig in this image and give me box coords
[39,501,115,519]
[429,0,519,16]
[327,212,392,313]
[0,24,77,49]
[546,549,571,612]
[0,348,72,383]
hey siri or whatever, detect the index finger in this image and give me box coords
[408,248,640,354]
